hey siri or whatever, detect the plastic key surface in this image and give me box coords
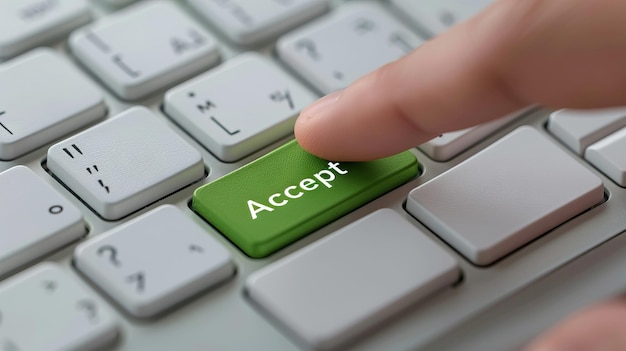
[192,140,419,258]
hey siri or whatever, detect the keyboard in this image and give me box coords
[2,1,626,350]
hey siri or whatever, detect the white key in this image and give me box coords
[0,48,105,160]
[188,0,328,45]
[390,0,491,36]
[419,111,524,161]
[69,1,220,100]
[246,209,459,350]
[0,262,118,351]
[586,127,626,186]
[547,107,626,155]
[165,53,317,161]
[407,126,604,266]
[277,2,423,94]
[47,107,205,220]
[75,205,235,317]
[0,166,84,276]
[0,0,91,59]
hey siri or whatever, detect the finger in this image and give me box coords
[295,0,626,161]
[523,296,626,351]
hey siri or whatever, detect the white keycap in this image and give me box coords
[47,107,205,220]
[75,205,235,317]
[419,111,524,161]
[407,126,604,266]
[547,107,626,155]
[586,127,626,187]
[0,0,91,59]
[0,166,84,276]
[0,262,119,351]
[188,0,328,45]
[165,53,317,161]
[246,209,459,350]
[390,0,491,36]
[69,1,220,100]
[0,48,105,160]
[277,2,423,94]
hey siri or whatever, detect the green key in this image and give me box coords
[192,140,419,258]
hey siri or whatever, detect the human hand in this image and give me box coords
[295,0,626,349]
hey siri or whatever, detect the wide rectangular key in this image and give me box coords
[192,140,418,258]
[69,0,220,100]
[164,52,317,161]
[0,262,119,351]
[246,209,459,350]
[0,166,85,276]
[407,126,604,266]
[0,48,106,160]
[75,205,234,317]
[47,107,205,220]
[0,0,91,59]
[547,107,626,155]
[277,2,423,94]
[188,0,328,45]
[390,0,492,36]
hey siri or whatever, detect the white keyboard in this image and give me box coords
[2,1,626,351]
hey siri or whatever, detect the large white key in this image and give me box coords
[0,166,84,276]
[0,48,105,160]
[165,53,317,161]
[419,111,524,161]
[75,205,234,317]
[407,126,604,266]
[0,0,91,59]
[548,107,626,155]
[277,2,423,94]
[0,262,119,351]
[188,0,328,45]
[47,107,205,220]
[390,0,492,36]
[70,1,220,100]
[586,127,626,187]
[246,209,459,350]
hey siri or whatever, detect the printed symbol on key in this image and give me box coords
[112,54,141,78]
[354,18,376,34]
[62,144,83,159]
[127,271,146,293]
[98,245,121,267]
[77,299,99,323]
[188,92,217,113]
[171,30,206,55]
[0,111,13,135]
[295,38,320,60]
[270,90,294,110]
[439,11,457,27]
[84,163,111,194]
[189,244,204,253]
[43,280,57,293]
[389,33,413,54]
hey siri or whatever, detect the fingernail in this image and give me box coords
[301,90,343,118]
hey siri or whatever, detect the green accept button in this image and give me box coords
[192,140,419,258]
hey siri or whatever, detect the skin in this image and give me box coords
[294,0,626,349]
